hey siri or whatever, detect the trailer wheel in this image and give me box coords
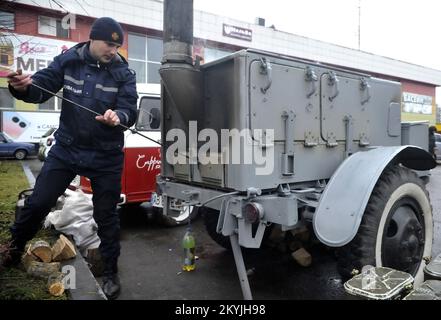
[337,166,433,284]
[203,207,231,250]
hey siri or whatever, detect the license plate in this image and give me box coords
[151,192,163,208]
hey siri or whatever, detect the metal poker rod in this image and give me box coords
[30,82,163,147]
[10,70,191,160]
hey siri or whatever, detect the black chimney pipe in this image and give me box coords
[160,0,203,124]
[162,0,194,65]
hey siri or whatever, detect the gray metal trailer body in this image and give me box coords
[158,0,436,299]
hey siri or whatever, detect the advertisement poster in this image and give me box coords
[2,111,59,143]
[0,33,77,77]
[0,34,75,142]
[402,92,433,115]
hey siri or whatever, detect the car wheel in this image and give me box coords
[336,166,433,285]
[37,147,46,161]
[14,149,27,160]
[156,205,199,227]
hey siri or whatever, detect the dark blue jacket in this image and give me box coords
[10,42,138,152]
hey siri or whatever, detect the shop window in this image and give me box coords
[0,11,14,30]
[128,34,163,84]
[0,36,14,67]
[38,16,69,38]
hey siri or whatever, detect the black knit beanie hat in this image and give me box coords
[89,17,124,46]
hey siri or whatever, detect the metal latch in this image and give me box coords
[360,78,371,105]
[327,71,340,102]
[344,115,354,157]
[281,111,295,176]
[359,132,370,147]
[259,57,273,94]
[305,66,318,98]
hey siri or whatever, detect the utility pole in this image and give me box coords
[358,0,361,50]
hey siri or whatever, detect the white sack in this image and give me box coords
[45,188,100,254]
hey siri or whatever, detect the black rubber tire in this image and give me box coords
[14,149,27,160]
[336,166,433,284]
[156,206,199,228]
[202,207,231,250]
[119,202,141,212]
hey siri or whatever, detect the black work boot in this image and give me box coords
[0,241,23,269]
[102,274,120,300]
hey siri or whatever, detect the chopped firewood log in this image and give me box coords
[22,245,38,270]
[51,234,76,262]
[291,247,312,267]
[30,240,52,263]
[47,272,65,297]
[26,261,61,279]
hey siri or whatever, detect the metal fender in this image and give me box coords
[313,146,436,247]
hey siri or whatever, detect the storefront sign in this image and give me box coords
[0,33,76,77]
[223,24,252,42]
[402,92,433,115]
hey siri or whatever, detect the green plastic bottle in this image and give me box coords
[182,227,196,271]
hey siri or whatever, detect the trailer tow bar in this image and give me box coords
[230,234,253,300]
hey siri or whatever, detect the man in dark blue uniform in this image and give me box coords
[3,17,138,300]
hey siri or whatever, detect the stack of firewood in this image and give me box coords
[22,234,76,297]
[268,225,312,267]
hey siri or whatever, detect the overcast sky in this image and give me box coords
[194,0,441,71]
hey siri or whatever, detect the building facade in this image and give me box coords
[1,0,441,141]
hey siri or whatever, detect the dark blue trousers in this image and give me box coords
[11,143,123,275]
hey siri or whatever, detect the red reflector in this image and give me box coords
[244,202,264,224]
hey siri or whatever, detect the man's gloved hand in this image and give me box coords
[95,109,121,127]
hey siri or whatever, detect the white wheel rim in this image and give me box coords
[376,183,433,285]
[171,206,193,223]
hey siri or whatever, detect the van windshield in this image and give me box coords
[136,96,161,132]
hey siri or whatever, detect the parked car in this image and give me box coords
[37,128,56,161]
[0,132,36,160]
[434,132,441,161]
